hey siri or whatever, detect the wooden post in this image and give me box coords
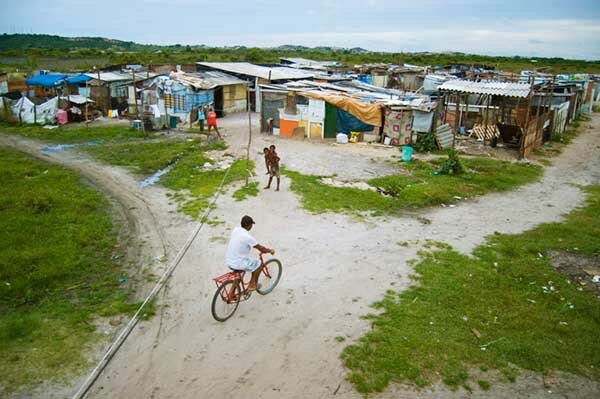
[464,93,469,131]
[85,76,89,127]
[432,95,441,133]
[452,93,460,148]
[521,71,536,158]
[132,69,138,118]
[132,69,145,134]
[534,83,542,124]
[546,77,555,135]
[442,92,448,123]
[18,91,25,125]
[95,67,103,116]
[245,82,251,186]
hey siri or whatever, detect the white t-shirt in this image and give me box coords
[225,226,258,267]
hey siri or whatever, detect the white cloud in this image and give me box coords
[210,18,600,59]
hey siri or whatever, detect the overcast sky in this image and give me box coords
[3,0,600,59]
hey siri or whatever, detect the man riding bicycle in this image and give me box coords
[225,215,275,292]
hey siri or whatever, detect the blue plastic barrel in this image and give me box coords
[402,145,413,162]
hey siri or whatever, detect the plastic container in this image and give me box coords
[132,120,142,130]
[169,116,178,129]
[336,133,349,144]
[402,145,413,162]
[56,109,68,125]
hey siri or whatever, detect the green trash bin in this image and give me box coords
[169,116,178,129]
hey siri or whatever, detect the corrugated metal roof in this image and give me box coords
[439,79,531,98]
[85,71,159,82]
[197,62,314,81]
[85,72,131,82]
[160,71,246,90]
[195,71,247,86]
[259,79,435,109]
[280,58,341,70]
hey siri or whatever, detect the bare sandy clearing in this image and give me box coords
[1,113,599,399]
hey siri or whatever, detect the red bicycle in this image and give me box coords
[211,253,282,322]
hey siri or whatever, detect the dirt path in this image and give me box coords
[2,114,600,399]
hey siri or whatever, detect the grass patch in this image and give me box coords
[478,380,491,391]
[0,122,145,143]
[284,158,542,216]
[162,158,254,219]
[232,181,260,201]
[544,114,591,152]
[73,134,248,219]
[341,186,600,394]
[82,138,221,175]
[0,148,138,395]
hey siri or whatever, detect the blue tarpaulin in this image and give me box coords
[25,74,68,88]
[66,74,92,85]
[357,75,373,84]
[336,109,374,134]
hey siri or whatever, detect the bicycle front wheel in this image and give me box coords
[257,259,282,295]
[211,280,241,322]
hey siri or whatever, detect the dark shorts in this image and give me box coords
[269,165,280,177]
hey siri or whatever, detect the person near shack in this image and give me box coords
[197,105,206,133]
[207,107,222,139]
[264,145,280,191]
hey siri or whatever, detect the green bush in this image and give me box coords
[414,132,437,153]
[439,149,465,175]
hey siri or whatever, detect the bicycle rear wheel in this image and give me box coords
[256,259,282,295]
[211,280,242,322]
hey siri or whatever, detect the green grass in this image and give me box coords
[232,181,260,201]
[341,186,600,394]
[545,114,591,151]
[2,121,253,219]
[82,138,220,175]
[162,158,254,219]
[283,158,542,216]
[0,148,139,395]
[0,122,145,143]
[78,137,249,218]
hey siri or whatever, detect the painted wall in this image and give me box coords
[222,84,247,114]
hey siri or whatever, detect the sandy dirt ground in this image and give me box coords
[1,113,599,399]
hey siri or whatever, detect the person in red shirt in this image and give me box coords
[207,107,222,140]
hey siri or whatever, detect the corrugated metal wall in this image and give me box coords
[261,92,286,132]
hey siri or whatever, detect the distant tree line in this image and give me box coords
[1,33,599,74]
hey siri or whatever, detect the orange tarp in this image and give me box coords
[299,91,382,127]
